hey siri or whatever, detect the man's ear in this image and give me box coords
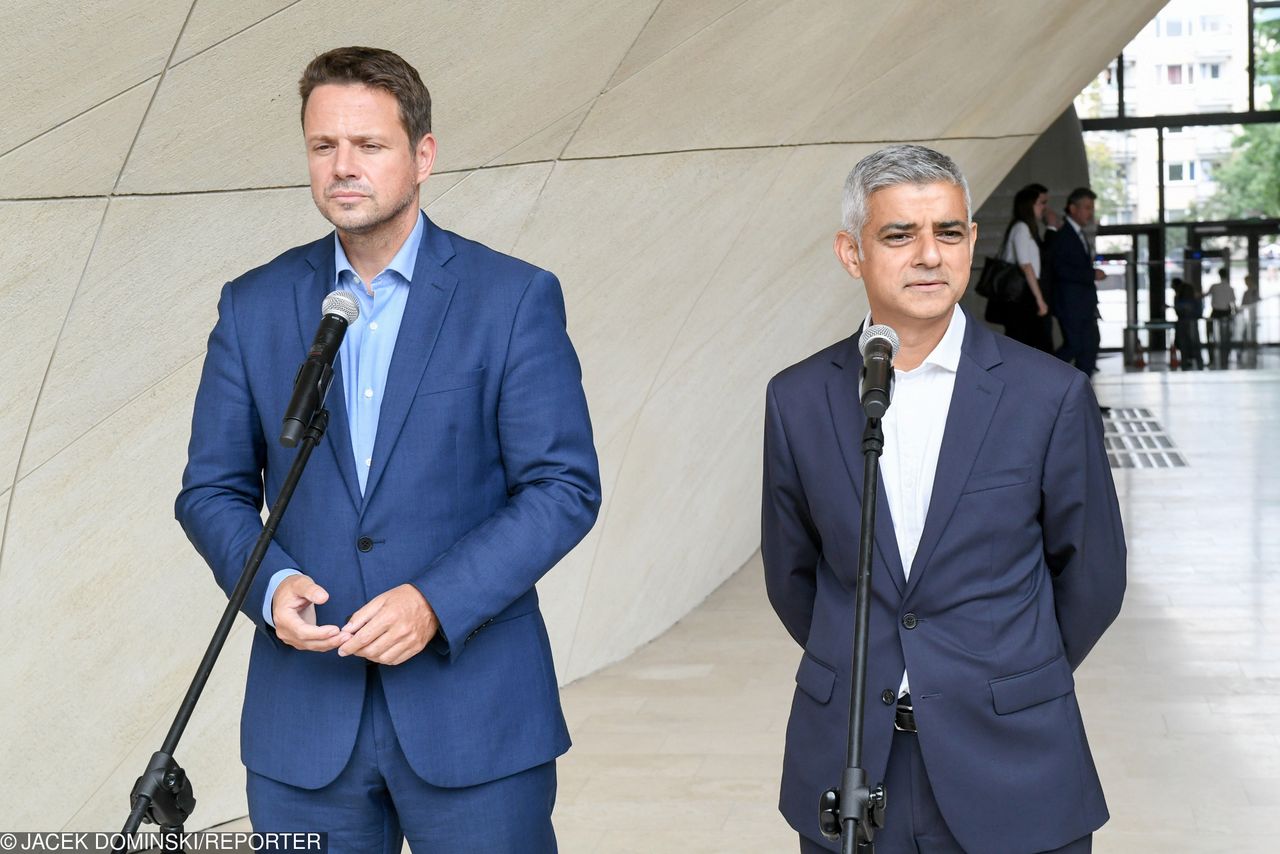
[415,133,437,184]
[834,230,863,279]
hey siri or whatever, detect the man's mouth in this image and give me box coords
[906,280,947,290]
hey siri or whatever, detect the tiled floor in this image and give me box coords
[218,357,1280,852]
[553,360,1280,852]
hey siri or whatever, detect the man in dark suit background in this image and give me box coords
[1046,187,1106,375]
[177,47,600,852]
[762,145,1126,853]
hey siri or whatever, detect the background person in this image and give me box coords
[1046,187,1106,375]
[1240,273,1260,367]
[1172,276,1204,370]
[1209,269,1237,367]
[997,183,1054,352]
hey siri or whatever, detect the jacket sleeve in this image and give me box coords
[1042,371,1127,669]
[761,379,822,648]
[175,282,303,645]
[411,270,601,662]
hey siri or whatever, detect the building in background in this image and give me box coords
[1073,0,1280,355]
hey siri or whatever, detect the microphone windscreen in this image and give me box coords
[858,323,900,358]
[322,290,360,325]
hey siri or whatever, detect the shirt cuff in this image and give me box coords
[264,568,303,627]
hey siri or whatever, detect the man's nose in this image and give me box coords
[914,233,942,267]
[333,142,358,179]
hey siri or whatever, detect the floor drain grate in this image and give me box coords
[1102,407,1186,468]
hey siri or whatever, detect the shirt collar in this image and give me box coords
[860,306,965,374]
[1066,216,1085,237]
[333,209,425,288]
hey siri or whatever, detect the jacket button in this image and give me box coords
[881,689,896,705]
[357,536,373,553]
[902,613,918,630]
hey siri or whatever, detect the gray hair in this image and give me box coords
[841,144,971,251]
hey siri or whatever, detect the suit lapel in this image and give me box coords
[360,219,458,507]
[902,317,1004,601]
[297,239,362,510]
[826,335,906,596]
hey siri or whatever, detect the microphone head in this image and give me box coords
[858,323,900,358]
[322,290,360,325]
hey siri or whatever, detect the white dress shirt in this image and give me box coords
[870,306,966,697]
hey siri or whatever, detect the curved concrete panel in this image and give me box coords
[0,0,1165,830]
[0,2,185,155]
[0,83,157,199]
[0,200,107,488]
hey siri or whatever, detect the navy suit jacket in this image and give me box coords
[762,311,1125,853]
[176,215,601,790]
[1046,222,1098,318]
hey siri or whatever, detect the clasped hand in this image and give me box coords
[271,574,439,665]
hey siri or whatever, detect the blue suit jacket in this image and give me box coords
[762,312,1125,853]
[176,216,601,790]
[1046,222,1098,318]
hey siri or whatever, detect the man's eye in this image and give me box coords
[885,234,910,243]
[938,231,963,240]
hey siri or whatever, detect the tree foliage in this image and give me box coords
[1086,139,1127,221]
[1201,15,1280,220]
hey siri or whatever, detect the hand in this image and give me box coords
[1044,208,1061,229]
[1094,268,1106,282]
[1036,298,1049,317]
[272,574,350,652]
[339,584,439,666]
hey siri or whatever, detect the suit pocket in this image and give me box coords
[417,367,485,396]
[989,653,1074,714]
[962,465,1035,495]
[796,652,837,704]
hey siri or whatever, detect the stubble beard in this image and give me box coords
[322,181,419,238]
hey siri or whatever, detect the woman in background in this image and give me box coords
[998,183,1055,352]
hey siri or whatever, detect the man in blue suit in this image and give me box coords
[1046,187,1105,375]
[762,146,1125,853]
[176,47,600,853]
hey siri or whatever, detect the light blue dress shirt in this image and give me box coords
[264,212,425,626]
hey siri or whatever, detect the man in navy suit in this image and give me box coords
[1046,187,1105,375]
[762,145,1125,853]
[176,47,600,852]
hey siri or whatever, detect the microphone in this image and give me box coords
[857,323,900,420]
[280,291,360,447]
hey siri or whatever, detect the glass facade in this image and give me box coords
[1074,0,1280,350]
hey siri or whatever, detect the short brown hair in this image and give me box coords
[299,46,432,145]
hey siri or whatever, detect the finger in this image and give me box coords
[304,631,351,652]
[293,631,350,653]
[276,611,340,642]
[358,629,405,663]
[342,597,384,635]
[375,639,417,666]
[339,618,389,657]
[290,621,345,642]
[302,583,330,605]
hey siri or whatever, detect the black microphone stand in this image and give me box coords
[115,404,331,852]
[819,415,888,853]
